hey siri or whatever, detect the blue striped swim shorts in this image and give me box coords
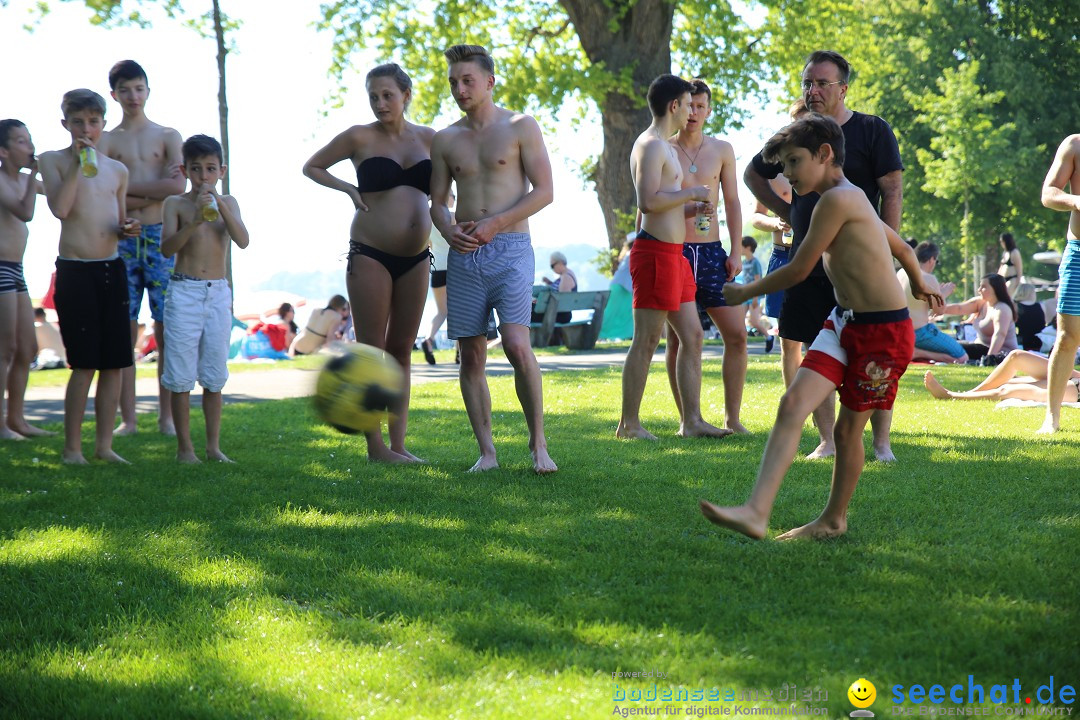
[446,232,535,339]
[1058,239,1080,316]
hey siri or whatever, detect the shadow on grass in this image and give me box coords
[1,363,1078,716]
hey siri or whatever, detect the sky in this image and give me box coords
[1,0,788,322]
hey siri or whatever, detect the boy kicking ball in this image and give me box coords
[702,114,942,540]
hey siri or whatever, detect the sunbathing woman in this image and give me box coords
[303,63,434,463]
[923,349,1080,403]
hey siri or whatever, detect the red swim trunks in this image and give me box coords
[801,307,914,412]
[629,230,696,312]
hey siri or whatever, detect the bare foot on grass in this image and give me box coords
[873,445,897,463]
[806,441,835,459]
[1036,416,1059,435]
[616,423,657,441]
[94,449,130,464]
[392,448,425,463]
[62,450,88,465]
[177,450,202,464]
[368,447,414,464]
[0,427,26,441]
[207,450,235,463]
[114,422,138,437]
[7,423,55,438]
[923,371,950,399]
[776,516,847,541]
[532,447,557,474]
[158,419,177,437]
[726,421,750,435]
[678,420,733,439]
[698,500,767,540]
[468,454,500,472]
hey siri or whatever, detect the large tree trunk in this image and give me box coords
[560,0,675,268]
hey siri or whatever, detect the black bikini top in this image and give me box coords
[356,157,432,195]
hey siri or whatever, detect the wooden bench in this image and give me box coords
[530,286,610,350]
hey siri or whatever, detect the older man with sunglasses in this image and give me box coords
[744,49,904,461]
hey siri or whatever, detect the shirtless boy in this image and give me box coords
[618,74,728,441]
[98,60,186,436]
[160,134,249,463]
[701,114,941,540]
[0,119,52,439]
[430,43,556,473]
[663,80,748,433]
[39,89,142,464]
[1038,134,1080,434]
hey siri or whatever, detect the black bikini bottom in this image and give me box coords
[348,241,432,281]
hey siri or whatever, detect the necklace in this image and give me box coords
[676,137,703,174]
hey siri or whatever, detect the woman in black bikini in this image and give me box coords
[303,63,435,463]
[997,232,1024,295]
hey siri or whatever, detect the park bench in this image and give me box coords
[530,286,610,350]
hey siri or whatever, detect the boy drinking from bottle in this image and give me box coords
[160,135,248,463]
[38,89,141,464]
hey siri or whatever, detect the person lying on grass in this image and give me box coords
[924,349,1080,404]
[702,113,943,541]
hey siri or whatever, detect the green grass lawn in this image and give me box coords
[2,356,1077,719]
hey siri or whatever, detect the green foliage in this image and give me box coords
[25,0,241,47]
[757,0,1080,287]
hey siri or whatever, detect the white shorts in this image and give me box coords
[162,276,232,393]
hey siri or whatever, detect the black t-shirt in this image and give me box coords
[1016,302,1046,351]
[751,111,904,276]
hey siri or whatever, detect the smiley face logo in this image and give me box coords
[848,678,877,708]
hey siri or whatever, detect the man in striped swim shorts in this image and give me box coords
[1039,134,1080,434]
[430,43,557,474]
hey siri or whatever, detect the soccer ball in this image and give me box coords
[313,345,404,434]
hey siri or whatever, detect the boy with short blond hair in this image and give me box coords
[161,134,248,463]
[0,119,53,439]
[39,89,142,464]
[702,113,942,540]
[99,59,186,436]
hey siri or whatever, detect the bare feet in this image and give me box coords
[805,441,835,459]
[114,422,138,437]
[699,500,767,540]
[62,450,88,465]
[7,422,55,438]
[873,445,897,463]
[0,427,26,441]
[678,419,734,438]
[775,516,847,541]
[94,448,130,464]
[725,421,751,435]
[158,419,177,437]
[531,447,557,474]
[616,423,658,441]
[368,446,413,464]
[923,371,951,400]
[1036,416,1059,435]
[177,450,202,464]
[207,449,235,463]
[468,454,500,472]
[391,448,426,463]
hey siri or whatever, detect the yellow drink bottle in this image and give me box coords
[202,195,220,222]
[79,147,98,178]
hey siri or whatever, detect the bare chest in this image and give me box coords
[106,131,167,172]
[445,127,521,179]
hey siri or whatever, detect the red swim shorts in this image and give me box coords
[801,306,914,412]
[629,230,696,312]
